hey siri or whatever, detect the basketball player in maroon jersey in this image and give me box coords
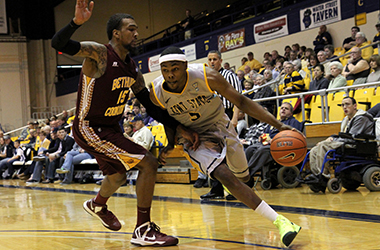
[51,0,198,247]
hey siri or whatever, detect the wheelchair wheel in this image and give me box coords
[277,166,300,188]
[260,179,272,190]
[327,178,342,194]
[363,167,380,191]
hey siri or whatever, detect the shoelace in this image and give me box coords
[149,222,166,236]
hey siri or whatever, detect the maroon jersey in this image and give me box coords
[72,44,146,175]
[74,44,138,127]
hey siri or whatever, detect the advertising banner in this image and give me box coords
[148,44,196,72]
[218,28,245,52]
[0,0,7,34]
[300,0,341,30]
[253,15,288,43]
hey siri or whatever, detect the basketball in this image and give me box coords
[270,130,307,166]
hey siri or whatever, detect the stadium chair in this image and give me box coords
[334,47,345,57]
[346,80,354,86]
[353,88,375,111]
[309,95,324,123]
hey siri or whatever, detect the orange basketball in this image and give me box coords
[270,130,307,166]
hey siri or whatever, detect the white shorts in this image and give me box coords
[179,114,249,179]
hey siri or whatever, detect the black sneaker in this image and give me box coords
[193,178,206,188]
[200,191,224,199]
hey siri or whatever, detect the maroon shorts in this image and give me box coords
[73,120,147,176]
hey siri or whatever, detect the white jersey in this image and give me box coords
[152,63,248,178]
[152,63,224,134]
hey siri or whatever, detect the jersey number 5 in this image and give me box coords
[189,112,200,121]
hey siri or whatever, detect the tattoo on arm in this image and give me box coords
[77,42,107,77]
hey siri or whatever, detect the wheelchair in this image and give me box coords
[296,132,380,194]
[251,159,301,190]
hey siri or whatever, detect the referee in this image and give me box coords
[200,50,243,200]
[207,50,242,119]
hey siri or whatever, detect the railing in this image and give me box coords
[247,81,380,124]
[5,107,76,137]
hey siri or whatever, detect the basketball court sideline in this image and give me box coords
[0,180,379,249]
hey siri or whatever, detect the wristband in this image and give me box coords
[70,19,82,29]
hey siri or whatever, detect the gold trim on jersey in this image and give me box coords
[203,64,214,94]
[76,74,144,171]
[151,82,166,109]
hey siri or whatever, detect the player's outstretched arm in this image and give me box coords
[206,67,283,130]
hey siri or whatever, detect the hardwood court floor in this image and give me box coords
[0,179,379,250]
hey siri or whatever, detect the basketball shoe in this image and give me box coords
[273,215,301,247]
[131,221,179,246]
[83,199,121,231]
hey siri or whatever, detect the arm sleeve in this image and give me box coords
[51,20,81,56]
[134,87,180,131]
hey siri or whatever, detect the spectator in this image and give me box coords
[56,142,93,185]
[132,103,142,117]
[306,97,374,189]
[345,32,373,62]
[0,139,24,179]
[181,9,194,40]
[313,25,333,54]
[237,57,248,72]
[236,70,245,90]
[271,50,284,65]
[24,130,55,183]
[373,22,380,49]
[263,60,279,80]
[140,105,155,126]
[23,129,38,149]
[328,61,347,90]
[343,26,360,51]
[274,57,285,73]
[244,65,251,78]
[19,121,34,141]
[309,64,330,91]
[61,110,69,122]
[245,102,303,176]
[317,50,331,78]
[293,64,329,114]
[301,48,315,68]
[233,110,248,138]
[263,52,271,61]
[283,45,291,60]
[278,62,305,95]
[298,45,307,59]
[253,75,275,114]
[289,50,298,64]
[223,62,232,72]
[342,47,370,85]
[367,55,380,83]
[324,45,339,62]
[292,59,307,79]
[125,116,153,150]
[292,43,300,57]
[246,52,262,71]
[42,126,75,184]
[123,122,134,138]
[0,135,14,161]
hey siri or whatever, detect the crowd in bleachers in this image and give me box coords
[0,99,167,186]
[222,24,380,127]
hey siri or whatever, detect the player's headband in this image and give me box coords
[159,54,187,64]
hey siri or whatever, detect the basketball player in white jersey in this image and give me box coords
[150,47,301,247]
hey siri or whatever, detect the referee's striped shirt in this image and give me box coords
[218,68,242,109]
